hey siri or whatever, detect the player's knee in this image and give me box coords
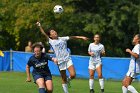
[70,73,76,79]
[47,89,53,93]
[89,74,94,79]
[37,81,45,88]
[122,79,129,87]
[61,77,67,83]
[98,74,102,78]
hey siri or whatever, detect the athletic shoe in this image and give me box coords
[67,77,71,88]
[101,89,104,93]
[90,89,94,93]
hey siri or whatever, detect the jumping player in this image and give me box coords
[26,43,58,93]
[36,22,88,93]
[122,34,140,93]
[88,34,105,93]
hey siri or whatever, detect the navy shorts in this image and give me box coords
[32,74,52,83]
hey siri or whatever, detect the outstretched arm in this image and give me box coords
[69,36,88,40]
[36,22,49,40]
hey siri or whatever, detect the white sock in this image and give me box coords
[128,85,138,93]
[122,86,128,93]
[62,84,69,93]
[89,79,94,89]
[99,78,104,89]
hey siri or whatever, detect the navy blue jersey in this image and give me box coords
[27,53,52,75]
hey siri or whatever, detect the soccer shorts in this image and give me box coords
[88,62,102,70]
[32,74,52,83]
[126,71,140,79]
[58,59,73,71]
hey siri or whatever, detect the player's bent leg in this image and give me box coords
[122,77,128,93]
[36,78,46,93]
[96,64,103,78]
[60,70,67,83]
[96,65,104,93]
[45,80,53,93]
[89,69,95,93]
[60,70,69,93]
[68,65,76,79]
[124,76,138,93]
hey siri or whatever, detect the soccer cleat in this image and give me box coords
[90,89,94,93]
[101,89,104,93]
[67,77,71,88]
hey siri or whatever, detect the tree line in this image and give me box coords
[0,0,140,57]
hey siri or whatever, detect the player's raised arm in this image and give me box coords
[36,22,49,40]
[69,36,88,40]
[26,65,31,82]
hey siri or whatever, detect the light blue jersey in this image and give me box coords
[49,36,71,64]
[88,43,105,63]
[128,44,140,73]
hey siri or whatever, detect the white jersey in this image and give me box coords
[128,44,140,73]
[49,36,71,64]
[88,43,105,63]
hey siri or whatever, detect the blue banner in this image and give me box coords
[0,51,140,80]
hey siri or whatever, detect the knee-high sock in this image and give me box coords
[99,78,104,89]
[39,88,46,93]
[89,79,94,89]
[62,84,69,93]
[128,85,138,93]
[122,86,128,93]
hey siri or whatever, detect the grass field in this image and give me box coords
[0,72,140,93]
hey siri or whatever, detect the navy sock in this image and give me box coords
[39,88,46,93]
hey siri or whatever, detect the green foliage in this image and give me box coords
[0,72,140,93]
[0,0,140,56]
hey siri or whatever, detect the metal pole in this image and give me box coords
[10,48,13,71]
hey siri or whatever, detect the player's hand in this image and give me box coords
[26,77,31,82]
[81,36,89,40]
[89,52,94,56]
[36,22,41,27]
[101,50,105,55]
[126,48,131,53]
[52,58,58,65]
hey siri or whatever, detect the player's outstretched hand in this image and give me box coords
[26,77,31,82]
[89,52,94,56]
[36,21,41,27]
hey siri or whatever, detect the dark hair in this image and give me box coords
[46,28,56,38]
[32,42,44,51]
[94,33,100,37]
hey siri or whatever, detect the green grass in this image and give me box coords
[0,72,140,93]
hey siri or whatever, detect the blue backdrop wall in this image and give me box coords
[0,51,140,80]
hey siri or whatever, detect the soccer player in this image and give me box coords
[88,34,105,93]
[26,43,58,93]
[36,22,88,93]
[122,34,140,93]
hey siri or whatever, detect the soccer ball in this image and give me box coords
[53,5,63,13]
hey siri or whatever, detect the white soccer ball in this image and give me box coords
[53,5,64,13]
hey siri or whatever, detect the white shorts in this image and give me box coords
[58,59,73,71]
[126,71,140,78]
[88,62,102,70]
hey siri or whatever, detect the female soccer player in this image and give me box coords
[122,34,140,93]
[26,43,58,93]
[88,34,105,93]
[36,22,88,93]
